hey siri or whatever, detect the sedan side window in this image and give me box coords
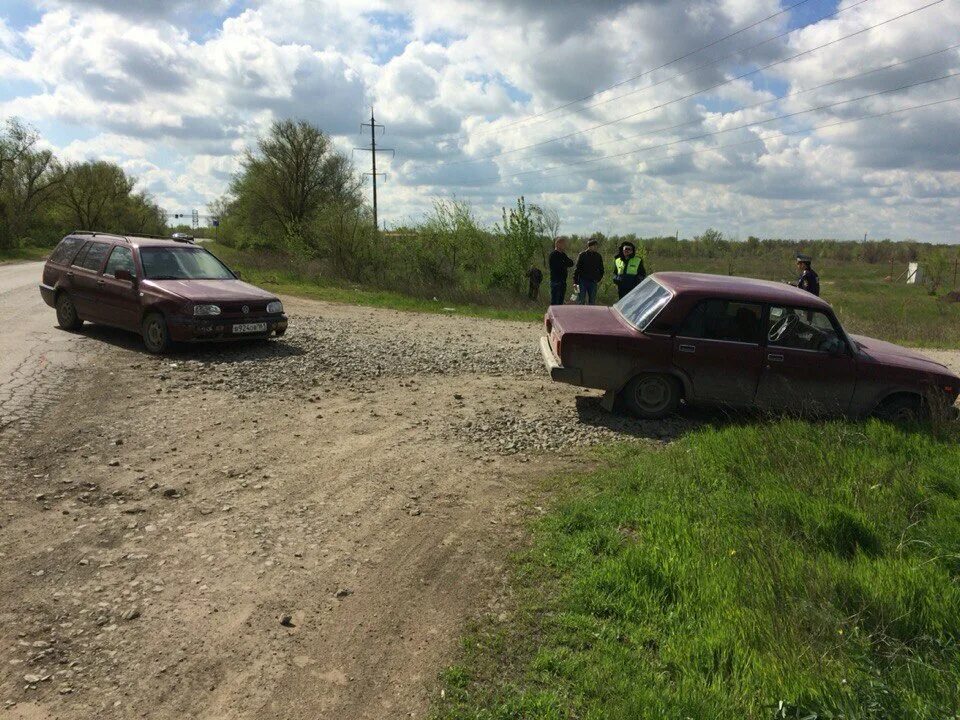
[75,241,111,272]
[104,246,136,278]
[679,299,763,344]
[768,306,842,352]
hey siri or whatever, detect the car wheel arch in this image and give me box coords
[618,367,690,399]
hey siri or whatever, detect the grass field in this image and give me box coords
[208,242,960,348]
[0,245,49,264]
[435,419,960,719]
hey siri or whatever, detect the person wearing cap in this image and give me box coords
[573,239,604,305]
[525,265,543,300]
[796,254,820,296]
[613,241,646,299]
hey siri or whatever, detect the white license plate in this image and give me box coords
[232,322,267,334]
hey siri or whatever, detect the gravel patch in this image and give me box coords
[141,316,541,396]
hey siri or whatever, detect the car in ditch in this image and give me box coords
[541,272,959,421]
[39,231,288,353]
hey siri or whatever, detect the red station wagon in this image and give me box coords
[541,272,960,421]
[39,231,288,353]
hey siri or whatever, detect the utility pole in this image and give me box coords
[356,107,394,236]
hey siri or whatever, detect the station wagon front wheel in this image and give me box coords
[621,374,681,419]
[142,313,171,354]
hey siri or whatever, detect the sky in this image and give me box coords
[1,0,958,241]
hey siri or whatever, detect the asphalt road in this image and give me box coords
[0,261,91,436]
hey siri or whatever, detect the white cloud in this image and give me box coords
[1,0,957,240]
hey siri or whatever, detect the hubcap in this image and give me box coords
[147,321,163,347]
[635,377,670,412]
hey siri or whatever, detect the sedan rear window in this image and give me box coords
[140,247,235,280]
[614,277,672,330]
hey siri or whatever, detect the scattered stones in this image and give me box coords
[121,607,141,622]
[162,488,180,498]
[107,460,120,467]
[279,614,294,627]
[335,588,353,599]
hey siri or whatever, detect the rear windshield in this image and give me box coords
[139,246,235,280]
[614,277,672,330]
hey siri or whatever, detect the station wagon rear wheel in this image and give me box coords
[142,313,170,354]
[621,374,681,419]
[55,292,83,331]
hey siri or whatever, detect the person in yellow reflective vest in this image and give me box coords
[613,241,646,299]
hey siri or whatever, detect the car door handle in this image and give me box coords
[96,279,105,286]
[678,344,696,353]
[67,271,74,278]
[767,353,784,362]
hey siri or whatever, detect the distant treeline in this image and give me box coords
[0,118,166,250]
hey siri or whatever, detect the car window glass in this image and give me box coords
[768,306,841,352]
[50,237,84,265]
[71,242,92,268]
[76,241,111,272]
[104,246,136,278]
[679,299,763,344]
[613,277,671,330]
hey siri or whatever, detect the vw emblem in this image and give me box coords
[242,305,250,314]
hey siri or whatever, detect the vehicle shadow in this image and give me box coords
[66,324,305,363]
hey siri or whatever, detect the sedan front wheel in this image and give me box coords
[621,374,681,419]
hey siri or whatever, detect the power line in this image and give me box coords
[472,0,823,137]
[518,42,960,163]
[453,0,943,165]
[485,72,960,183]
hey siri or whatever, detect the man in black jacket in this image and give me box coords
[548,238,574,305]
[573,239,604,305]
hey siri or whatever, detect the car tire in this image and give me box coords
[621,374,681,419]
[142,313,171,354]
[55,292,83,331]
[874,394,928,424]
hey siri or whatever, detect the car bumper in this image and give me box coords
[540,336,582,385]
[39,283,56,307]
[168,314,288,342]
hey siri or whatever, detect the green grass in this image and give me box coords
[0,245,49,264]
[208,242,960,346]
[435,420,960,719]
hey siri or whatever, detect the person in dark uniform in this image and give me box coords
[548,238,574,305]
[613,241,646,299]
[525,266,543,300]
[796,254,820,296]
[573,239,604,305]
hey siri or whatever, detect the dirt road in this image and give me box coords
[2,262,958,720]
[0,278,674,720]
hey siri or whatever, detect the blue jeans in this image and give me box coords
[577,280,598,305]
[550,281,566,305]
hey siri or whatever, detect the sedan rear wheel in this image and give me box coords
[621,374,681,419]
[142,313,170,354]
[55,292,83,331]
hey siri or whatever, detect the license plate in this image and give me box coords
[232,322,267,334]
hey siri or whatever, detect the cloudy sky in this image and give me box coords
[1,0,958,241]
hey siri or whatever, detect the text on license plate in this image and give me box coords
[232,322,267,334]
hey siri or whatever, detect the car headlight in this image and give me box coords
[193,304,221,316]
[267,301,283,314]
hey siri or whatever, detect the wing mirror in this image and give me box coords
[115,269,135,283]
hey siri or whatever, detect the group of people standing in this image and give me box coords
[526,240,821,306]
[531,238,647,306]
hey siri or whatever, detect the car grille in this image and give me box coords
[219,301,269,316]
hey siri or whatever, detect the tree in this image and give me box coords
[0,119,63,249]
[493,196,542,291]
[58,161,134,230]
[230,119,362,252]
[530,203,561,265]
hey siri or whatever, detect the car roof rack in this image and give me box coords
[70,230,129,242]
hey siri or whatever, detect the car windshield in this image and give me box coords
[140,246,235,280]
[614,277,672,330]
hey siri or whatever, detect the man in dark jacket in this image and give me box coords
[573,239,604,305]
[796,254,820,296]
[548,238,574,305]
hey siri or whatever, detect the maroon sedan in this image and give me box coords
[542,272,959,421]
[39,231,287,353]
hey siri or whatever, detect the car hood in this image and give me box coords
[548,305,636,337]
[850,333,953,374]
[144,278,277,303]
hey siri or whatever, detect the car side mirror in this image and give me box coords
[115,269,134,283]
